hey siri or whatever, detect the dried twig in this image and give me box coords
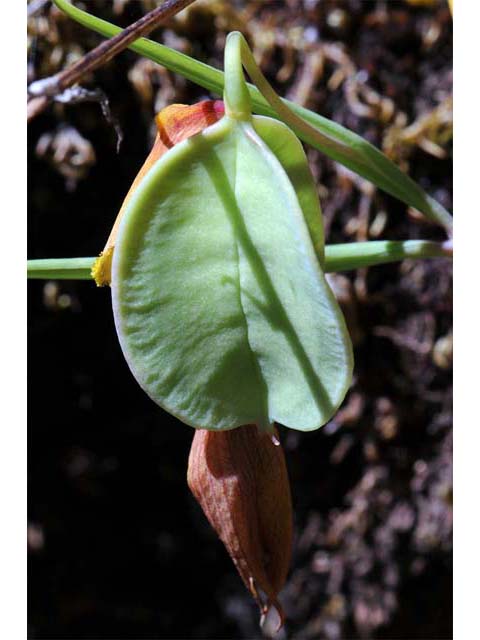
[27,0,197,122]
[27,0,50,17]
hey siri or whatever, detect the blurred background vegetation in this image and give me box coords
[28,1,452,638]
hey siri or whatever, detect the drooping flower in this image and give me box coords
[93,101,294,628]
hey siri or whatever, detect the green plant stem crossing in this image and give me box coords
[26,241,452,281]
[52,0,452,233]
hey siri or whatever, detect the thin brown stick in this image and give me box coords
[27,96,49,121]
[27,0,197,122]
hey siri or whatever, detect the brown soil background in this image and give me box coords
[28,1,452,638]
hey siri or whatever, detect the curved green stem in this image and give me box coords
[238,32,344,158]
[27,241,452,280]
[51,0,452,234]
[223,32,251,120]
[235,32,453,239]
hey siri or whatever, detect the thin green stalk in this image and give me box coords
[27,241,452,281]
[324,240,452,272]
[52,0,452,233]
[27,257,95,280]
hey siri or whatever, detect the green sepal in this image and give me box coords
[112,117,353,432]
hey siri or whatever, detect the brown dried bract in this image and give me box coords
[187,424,293,629]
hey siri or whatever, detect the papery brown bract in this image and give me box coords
[187,424,293,627]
